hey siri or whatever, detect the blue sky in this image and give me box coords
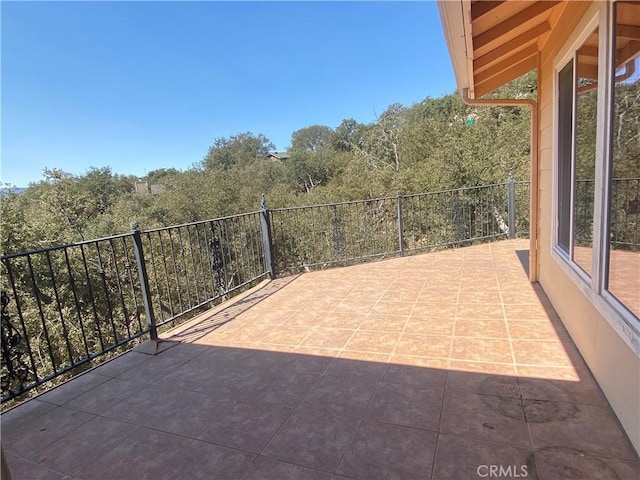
[1,1,456,187]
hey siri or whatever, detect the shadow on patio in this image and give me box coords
[2,240,639,479]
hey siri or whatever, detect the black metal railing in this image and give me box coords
[574,178,639,249]
[271,181,523,273]
[609,177,640,249]
[7,176,638,402]
[0,211,268,402]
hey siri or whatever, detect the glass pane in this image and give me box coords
[571,28,599,276]
[557,61,574,253]
[607,2,640,318]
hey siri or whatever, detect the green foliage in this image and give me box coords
[2,74,545,250]
[202,132,275,170]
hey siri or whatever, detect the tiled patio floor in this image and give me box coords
[2,240,639,479]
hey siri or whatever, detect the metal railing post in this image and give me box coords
[260,195,275,279]
[130,222,158,341]
[508,173,516,239]
[397,192,404,256]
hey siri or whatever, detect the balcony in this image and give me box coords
[2,239,639,479]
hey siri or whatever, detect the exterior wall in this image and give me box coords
[537,0,640,455]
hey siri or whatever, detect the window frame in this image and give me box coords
[551,2,640,344]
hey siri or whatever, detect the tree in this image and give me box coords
[290,125,333,153]
[202,132,275,170]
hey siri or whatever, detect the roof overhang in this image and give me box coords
[438,0,567,99]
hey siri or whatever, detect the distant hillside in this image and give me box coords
[0,187,26,197]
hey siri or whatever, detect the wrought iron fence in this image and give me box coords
[271,181,525,273]
[573,178,639,249]
[609,177,640,249]
[0,211,268,402]
[270,196,400,272]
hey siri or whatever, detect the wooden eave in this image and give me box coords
[440,0,571,99]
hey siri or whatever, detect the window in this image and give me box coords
[605,1,640,319]
[556,27,600,278]
[555,2,640,324]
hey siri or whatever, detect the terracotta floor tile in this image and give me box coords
[433,434,532,480]
[1,400,56,430]
[299,328,355,349]
[454,319,508,338]
[196,398,292,453]
[241,456,334,480]
[517,366,607,405]
[456,303,504,320]
[451,337,513,364]
[292,346,339,358]
[300,375,377,418]
[153,439,255,480]
[62,378,145,415]
[370,301,415,316]
[227,370,320,408]
[411,303,457,318]
[417,290,459,304]
[332,300,378,314]
[38,373,110,406]
[508,320,570,342]
[404,317,455,336]
[533,449,640,480]
[337,421,436,480]
[31,416,138,476]
[395,333,452,359]
[263,409,358,472]
[260,326,312,346]
[284,310,328,327]
[271,352,333,375]
[500,288,544,305]
[4,452,69,480]
[345,289,386,301]
[440,391,530,447]
[458,290,503,304]
[90,351,149,378]
[526,402,638,460]
[319,312,367,329]
[2,406,94,458]
[358,314,408,332]
[447,369,520,398]
[382,362,447,388]
[103,386,218,437]
[344,330,400,354]
[379,289,421,302]
[449,359,516,374]
[153,358,217,391]
[4,239,638,480]
[303,297,344,311]
[511,339,577,367]
[325,354,388,381]
[504,303,554,320]
[365,381,444,430]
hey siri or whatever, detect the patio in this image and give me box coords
[2,239,639,479]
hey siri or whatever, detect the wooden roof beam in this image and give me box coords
[474,1,561,52]
[474,55,537,98]
[617,24,640,41]
[474,21,549,72]
[578,45,599,58]
[471,1,504,22]
[616,40,640,67]
[474,43,538,85]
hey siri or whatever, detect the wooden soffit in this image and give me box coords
[439,0,578,98]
